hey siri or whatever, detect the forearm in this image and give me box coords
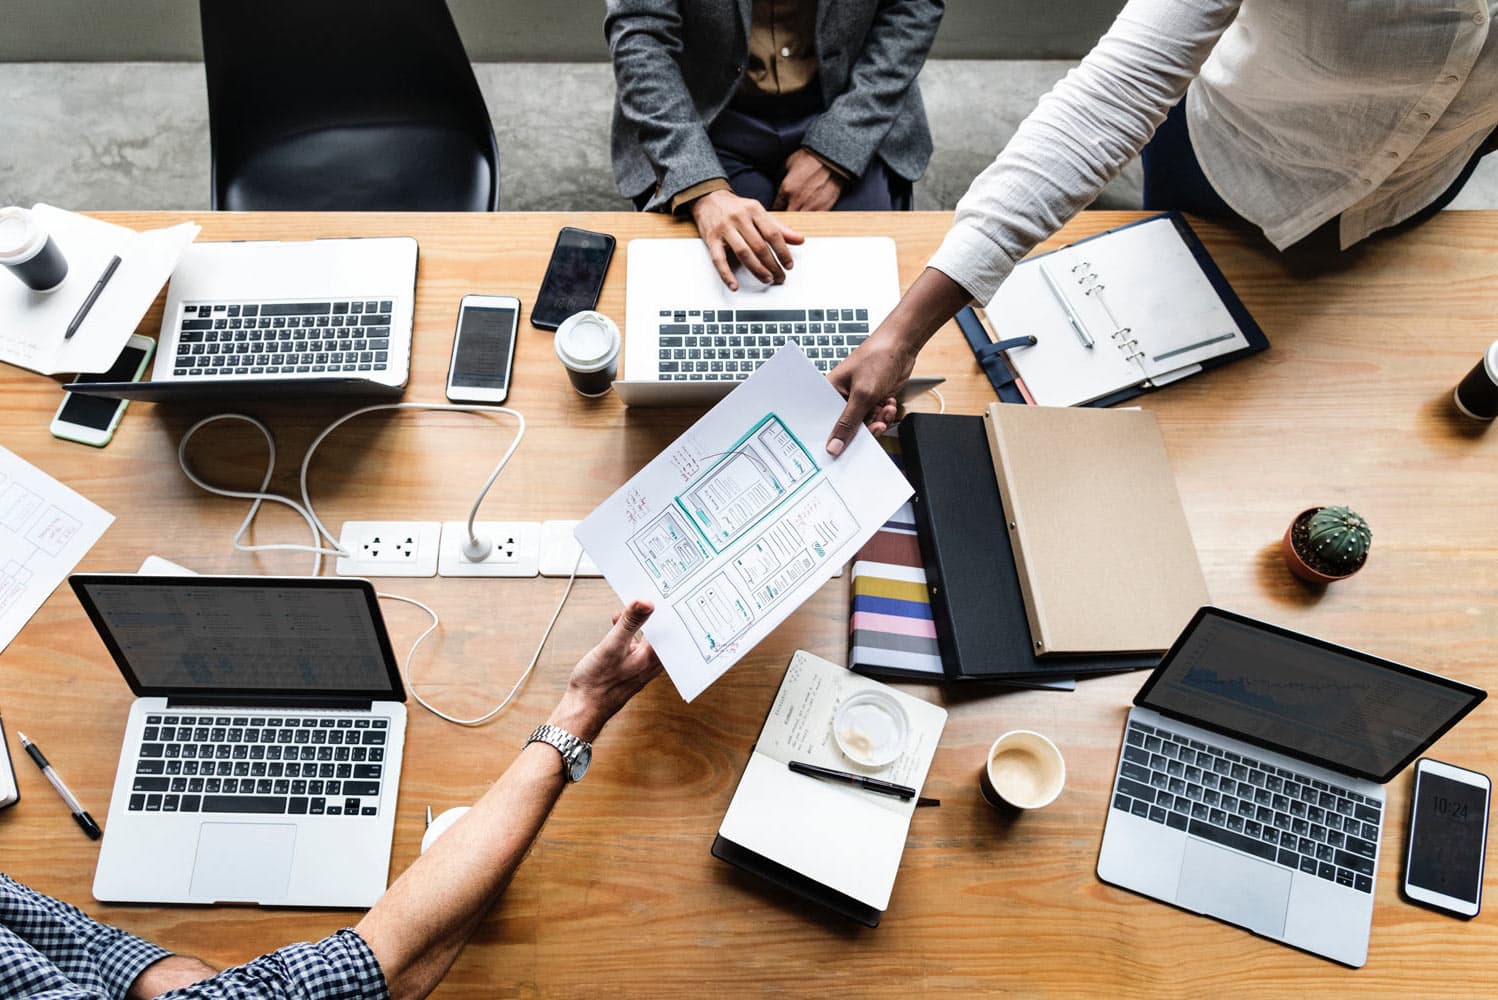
[877,268,972,354]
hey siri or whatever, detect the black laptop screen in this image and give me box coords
[71,577,402,699]
[1138,611,1484,782]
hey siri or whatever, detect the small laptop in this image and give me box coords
[66,236,418,402]
[617,237,942,406]
[1098,607,1485,967]
[70,573,409,908]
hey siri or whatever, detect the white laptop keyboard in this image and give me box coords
[171,299,394,377]
[129,711,390,818]
[655,307,871,379]
[1112,718,1381,893]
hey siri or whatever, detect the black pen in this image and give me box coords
[64,254,121,340]
[16,731,102,839]
[788,760,917,801]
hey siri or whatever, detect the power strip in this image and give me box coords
[437,521,541,577]
[539,521,602,577]
[336,521,442,577]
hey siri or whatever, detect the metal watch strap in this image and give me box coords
[525,723,589,782]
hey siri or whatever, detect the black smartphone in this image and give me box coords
[530,227,616,330]
[1402,757,1489,918]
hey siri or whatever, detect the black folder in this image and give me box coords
[898,413,1157,682]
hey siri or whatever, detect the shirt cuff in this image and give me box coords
[803,148,852,182]
[669,177,732,216]
[926,223,1018,306]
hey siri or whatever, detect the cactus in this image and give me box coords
[1305,506,1371,576]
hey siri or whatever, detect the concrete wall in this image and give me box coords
[0,0,1121,62]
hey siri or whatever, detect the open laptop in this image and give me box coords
[65,236,418,402]
[616,236,941,406]
[70,574,408,908]
[1098,607,1485,967]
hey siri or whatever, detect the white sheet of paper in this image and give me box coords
[0,205,199,375]
[0,445,114,653]
[576,345,913,702]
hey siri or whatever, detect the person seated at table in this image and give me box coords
[606,0,943,290]
[0,601,662,1000]
[823,0,1498,455]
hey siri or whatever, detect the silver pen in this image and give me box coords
[1040,263,1094,348]
[17,731,102,839]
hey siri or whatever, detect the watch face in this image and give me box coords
[569,743,592,782]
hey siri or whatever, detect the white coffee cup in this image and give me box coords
[979,730,1066,810]
[0,206,69,292]
[554,310,621,397]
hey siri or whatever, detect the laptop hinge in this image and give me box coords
[165,695,375,711]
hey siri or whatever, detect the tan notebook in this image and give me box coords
[983,403,1209,656]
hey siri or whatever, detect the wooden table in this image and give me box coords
[1,210,1495,998]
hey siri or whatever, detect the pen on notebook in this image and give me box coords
[1039,262,1093,349]
[63,254,122,340]
[16,731,102,839]
[788,760,917,801]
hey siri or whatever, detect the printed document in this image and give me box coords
[0,445,114,652]
[576,345,912,702]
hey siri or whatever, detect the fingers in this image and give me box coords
[826,389,875,457]
[706,237,738,291]
[725,228,782,285]
[605,600,653,649]
[771,186,789,212]
[756,216,794,273]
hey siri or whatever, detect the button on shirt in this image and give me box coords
[742,0,819,97]
[930,0,1498,305]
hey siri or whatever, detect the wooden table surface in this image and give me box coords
[1,210,1495,998]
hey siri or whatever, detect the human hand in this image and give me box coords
[826,330,915,456]
[690,189,805,290]
[547,601,663,742]
[773,149,845,212]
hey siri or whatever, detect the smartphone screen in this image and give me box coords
[1409,768,1488,905]
[531,228,616,330]
[448,300,518,401]
[60,344,149,429]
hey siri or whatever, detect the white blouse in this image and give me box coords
[929,0,1498,305]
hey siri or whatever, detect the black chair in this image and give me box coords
[200,0,499,211]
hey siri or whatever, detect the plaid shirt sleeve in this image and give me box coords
[156,929,388,1000]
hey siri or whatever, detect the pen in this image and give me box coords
[788,760,917,801]
[16,731,102,840]
[1039,263,1094,349]
[425,805,433,828]
[64,254,121,340]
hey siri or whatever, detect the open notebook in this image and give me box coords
[713,650,946,926]
[985,214,1268,407]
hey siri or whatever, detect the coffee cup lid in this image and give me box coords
[554,311,621,373]
[0,207,47,264]
[1487,340,1498,381]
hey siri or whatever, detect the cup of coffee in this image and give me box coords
[0,206,69,292]
[554,310,621,397]
[979,730,1066,810]
[1453,340,1498,422]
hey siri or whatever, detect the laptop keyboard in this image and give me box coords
[128,712,390,818]
[1112,720,1381,894]
[655,307,870,379]
[171,300,394,377]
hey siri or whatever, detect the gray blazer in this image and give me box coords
[606,0,943,210]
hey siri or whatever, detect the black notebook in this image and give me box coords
[898,413,1157,682]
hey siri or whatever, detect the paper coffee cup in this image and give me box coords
[979,730,1066,810]
[0,206,69,292]
[1453,340,1498,421]
[554,310,621,397]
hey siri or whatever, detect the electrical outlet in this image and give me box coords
[538,521,603,577]
[336,521,442,577]
[438,521,541,577]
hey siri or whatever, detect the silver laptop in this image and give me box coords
[71,574,409,908]
[67,236,417,401]
[617,236,942,406]
[1099,607,1484,967]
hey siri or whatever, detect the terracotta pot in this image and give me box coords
[1281,507,1359,584]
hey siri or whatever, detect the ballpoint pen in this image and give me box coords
[1039,262,1094,349]
[64,254,122,340]
[788,760,917,801]
[16,731,102,839]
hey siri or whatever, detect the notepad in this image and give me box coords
[990,214,1257,407]
[714,650,946,924]
[983,403,1210,656]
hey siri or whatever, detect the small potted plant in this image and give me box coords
[1282,505,1372,584]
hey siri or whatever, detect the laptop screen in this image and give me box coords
[1136,609,1484,782]
[70,576,404,701]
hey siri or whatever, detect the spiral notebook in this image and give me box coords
[975,214,1269,408]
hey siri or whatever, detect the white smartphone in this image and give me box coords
[1403,757,1489,918]
[446,294,520,404]
[50,334,155,447]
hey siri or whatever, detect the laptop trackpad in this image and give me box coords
[190,823,297,902]
[1176,838,1291,937]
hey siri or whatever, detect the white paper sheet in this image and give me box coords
[0,445,114,652]
[0,205,199,375]
[576,345,913,702]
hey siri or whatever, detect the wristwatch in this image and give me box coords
[525,723,592,783]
